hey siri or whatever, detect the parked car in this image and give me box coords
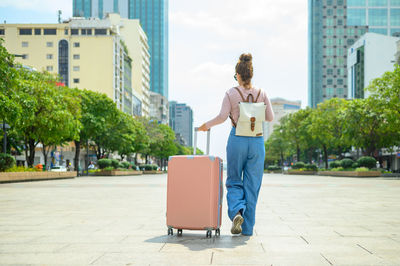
[50,166,67,172]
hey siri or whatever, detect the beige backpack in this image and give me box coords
[230,87,266,137]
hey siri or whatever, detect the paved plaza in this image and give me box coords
[0,173,400,265]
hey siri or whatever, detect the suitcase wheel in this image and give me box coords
[215,228,220,237]
[177,229,183,237]
[206,230,212,238]
[168,228,173,236]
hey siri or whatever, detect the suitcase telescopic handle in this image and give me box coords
[193,128,210,155]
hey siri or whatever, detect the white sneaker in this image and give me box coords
[231,214,244,234]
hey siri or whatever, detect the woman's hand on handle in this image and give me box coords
[198,123,208,131]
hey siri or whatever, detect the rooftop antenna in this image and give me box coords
[58,10,62,23]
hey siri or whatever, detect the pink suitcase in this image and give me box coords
[167,128,223,238]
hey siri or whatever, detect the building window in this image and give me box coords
[337,19,343,26]
[64,29,68,35]
[391,9,400,26]
[19,28,32,35]
[21,41,28,47]
[43,28,57,35]
[337,0,344,5]
[326,18,334,26]
[347,28,355,35]
[336,28,344,36]
[34,28,41,35]
[327,69,334,75]
[326,38,334,45]
[337,79,344,85]
[0,29,4,35]
[87,29,92,35]
[337,9,344,16]
[337,88,344,95]
[391,28,400,36]
[347,39,355,45]
[46,42,53,47]
[81,29,86,35]
[46,66,53,71]
[348,0,366,6]
[326,28,334,36]
[337,68,345,76]
[58,40,69,86]
[369,9,388,26]
[327,9,334,16]
[73,66,80,71]
[327,58,334,65]
[336,38,344,45]
[358,28,366,35]
[71,29,79,35]
[73,54,80,59]
[336,48,344,56]
[369,28,388,35]
[393,0,400,6]
[73,42,80,47]
[327,88,334,96]
[95,29,107,35]
[347,9,366,25]
[336,58,344,65]
[73,78,79,83]
[327,79,333,85]
[369,0,387,6]
[326,48,334,56]
[327,0,333,5]
[46,54,53,59]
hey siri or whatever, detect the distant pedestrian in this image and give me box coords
[198,53,274,236]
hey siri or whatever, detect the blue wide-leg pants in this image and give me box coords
[226,127,265,236]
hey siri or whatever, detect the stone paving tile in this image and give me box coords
[1,173,400,265]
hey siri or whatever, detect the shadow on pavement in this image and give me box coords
[145,233,250,251]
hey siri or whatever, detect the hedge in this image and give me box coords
[340,159,354,169]
[111,159,120,169]
[97,159,112,169]
[357,156,376,169]
[330,161,341,169]
[267,165,281,171]
[292,162,305,169]
[139,164,158,171]
[0,153,16,172]
[120,161,131,169]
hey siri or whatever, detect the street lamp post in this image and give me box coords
[2,122,10,154]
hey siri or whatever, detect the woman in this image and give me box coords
[198,53,274,236]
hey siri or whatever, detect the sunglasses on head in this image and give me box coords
[234,73,237,81]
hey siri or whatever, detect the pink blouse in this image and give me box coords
[205,86,274,129]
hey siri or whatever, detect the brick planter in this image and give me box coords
[287,170,317,175]
[142,170,164,174]
[0,171,76,183]
[318,171,381,177]
[95,170,143,176]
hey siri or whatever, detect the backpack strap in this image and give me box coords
[255,89,261,102]
[234,87,246,102]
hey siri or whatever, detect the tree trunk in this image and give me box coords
[26,138,36,167]
[323,145,328,169]
[42,143,52,170]
[134,153,138,165]
[280,149,284,167]
[296,145,300,163]
[145,155,149,164]
[74,140,81,172]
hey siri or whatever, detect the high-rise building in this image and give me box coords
[169,101,193,147]
[348,32,399,99]
[308,0,400,108]
[73,0,169,99]
[0,14,150,116]
[149,91,169,124]
[263,98,302,140]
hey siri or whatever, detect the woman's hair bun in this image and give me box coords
[239,53,252,62]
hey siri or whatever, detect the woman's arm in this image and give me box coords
[198,93,231,131]
[264,91,274,122]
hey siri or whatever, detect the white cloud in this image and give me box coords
[170,0,308,160]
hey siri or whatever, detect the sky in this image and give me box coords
[0,0,308,162]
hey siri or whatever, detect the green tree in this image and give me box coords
[265,125,288,166]
[343,97,394,157]
[309,98,349,168]
[74,89,120,170]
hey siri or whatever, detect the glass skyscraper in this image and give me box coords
[73,0,169,99]
[308,0,400,108]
